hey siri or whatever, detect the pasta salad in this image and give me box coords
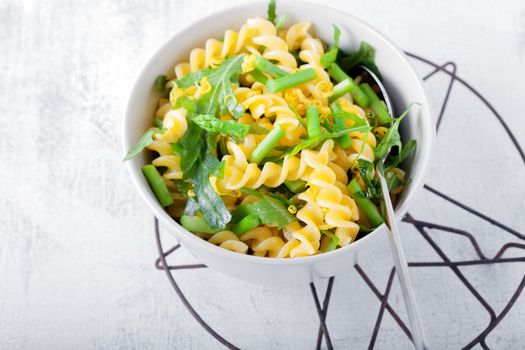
[125,0,416,258]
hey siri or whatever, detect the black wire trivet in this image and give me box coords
[153,53,525,350]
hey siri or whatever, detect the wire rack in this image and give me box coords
[152,53,525,350]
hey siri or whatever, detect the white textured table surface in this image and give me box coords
[1,0,524,349]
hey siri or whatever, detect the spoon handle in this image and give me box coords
[377,165,428,350]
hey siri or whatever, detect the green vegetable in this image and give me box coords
[329,112,367,128]
[284,179,308,193]
[174,180,192,197]
[320,25,341,68]
[339,41,383,80]
[174,55,245,118]
[374,104,417,159]
[321,230,340,252]
[332,113,352,148]
[232,215,260,237]
[267,0,276,23]
[173,121,204,178]
[385,139,416,171]
[287,125,370,157]
[306,105,320,138]
[275,15,287,33]
[354,159,380,198]
[154,118,164,128]
[266,68,317,93]
[249,69,268,84]
[249,124,285,163]
[154,75,167,93]
[233,196,295,229]
[254,56,288,78]
[124,129,163,161]
[348,178,384,227]
[180,215,220,234]
[192,114,249,142]
[360,83,390,125]
[249,124,270,135]
[142,165,174,207]
[329,102,351,149]
[192,158,231,229]
[290,105,307,128]
[204,55,245,118]
[240,187,291,207]
[328,64,370,107]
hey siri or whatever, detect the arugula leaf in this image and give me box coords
[192,154,231,229]
[233,195,295,229]
[289,105,307,128]
[174,180,192,197]
[240,187,291,207]
[268,0,276,23]
[287,125,370,157]
[320,25,341,68]
[201,55,245,118]
[172,56,245,118]
[354,159,380,198]
[123,129,163,161]
[374,104,417,160]
[173,121,204,178]
[174,69,213,88]
[339,41,383,80]
[385,139,417,171]
[154,75,167,93]
[173,95,198,113]
[192,114,249,142]
[321,230,340,252]
[183,198,199,216]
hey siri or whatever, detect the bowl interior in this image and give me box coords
[123,0,433,265]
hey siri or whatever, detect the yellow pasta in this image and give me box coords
[126,2,415,258]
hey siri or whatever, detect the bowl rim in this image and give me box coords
[123,0,434,265]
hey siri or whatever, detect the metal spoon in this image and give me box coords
[355,66,428,350]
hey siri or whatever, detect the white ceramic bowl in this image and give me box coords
[123,0,433,285]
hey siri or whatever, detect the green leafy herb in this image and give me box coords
[385,139,417,171]
[320,25,341,68]
[154,75,167,93]
[192,114,249,142]
[240,187,291,207]
[173,121,204,178]
[233,195,295,229]
[339,42,383,80]
[174,180,192,197]
[202,55,245,118]
[321,230,340,252]
[287,125,370,157]
[174,69,213,89]
[173,95,198,113]
[267,0,276,23]
[354,159,380,198]
[374,103,417,160]
[173,56,245,118]
[192,157,231,229]
[124,129,163,161]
